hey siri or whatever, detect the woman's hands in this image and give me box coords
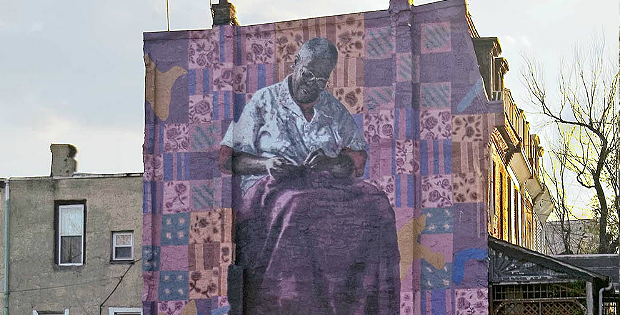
[265,157,304,181]
[304,148,354,178]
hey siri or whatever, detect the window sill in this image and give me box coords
[109,259,135,265]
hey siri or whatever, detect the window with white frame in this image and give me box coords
[56,203,85,266]
[111,231,134,261]
[108,307,142,315]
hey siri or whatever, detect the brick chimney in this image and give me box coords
[50,144,77,177]
[211,0,239,27]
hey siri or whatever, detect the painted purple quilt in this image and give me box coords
[235,171,400,314]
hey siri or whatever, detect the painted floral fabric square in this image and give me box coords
[420,109,451,140]
[189,269,219,299]
[395,139,419,174]
[370,176,395,208]
[189,95,213,124]
[335,14,365,58]
[143,154,163,181]
[453,172,483,203]
[157,300,188,315]
[421,175,453,208]
[212,63,234,91]
[189,29,220,69]
[364,110,395,144]
[452,115,484,142]
[190,209,223,244]
[455,288,488,315]
[400,291,414,315]
[275,20,304,64]
[334,86,364,114]
[164,124,190,152]
[163,181,190,213]
[243,24,275,64]
[232,66,247,93]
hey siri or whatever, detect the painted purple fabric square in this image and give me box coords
[364,58,393,87]
[160,245,189,271]
[142,301,156,315]
[420,233,453,263]
[143,214,162,246]
[395,81,413,108]
[187,151,220,180]
[143,271,159,301]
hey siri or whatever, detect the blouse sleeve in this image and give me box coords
[338,109,367,152]
[220,92,264,155]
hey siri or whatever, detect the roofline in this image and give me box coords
[553,254,618,258]
[7,173,144,181]
[489,236,609,282]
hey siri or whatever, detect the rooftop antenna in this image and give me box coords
[166,0,170,31]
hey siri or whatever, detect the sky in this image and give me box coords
[0,0,617,215]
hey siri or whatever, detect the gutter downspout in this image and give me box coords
[3,180,8,315]
[598,281,613,315]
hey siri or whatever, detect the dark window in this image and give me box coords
[55,201,86,266]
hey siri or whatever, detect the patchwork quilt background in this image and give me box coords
[143,0,500,314]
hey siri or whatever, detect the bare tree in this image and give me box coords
[522,39,620,253]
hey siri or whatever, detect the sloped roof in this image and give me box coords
[554,254,619,292]
[489,237,609,284]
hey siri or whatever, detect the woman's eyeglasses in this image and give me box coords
[300,68,329,89]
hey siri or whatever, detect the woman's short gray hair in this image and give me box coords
[297,37,338,67]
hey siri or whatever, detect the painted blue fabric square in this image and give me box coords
[142,246,161,271]
[194,299,212,314]
[420,259,452,290]
[158,271,189,301]
[422,207,453,234]
[161,213,190,246]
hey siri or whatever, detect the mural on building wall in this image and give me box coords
[142,1,499,314]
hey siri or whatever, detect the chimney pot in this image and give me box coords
[50,144,77,177]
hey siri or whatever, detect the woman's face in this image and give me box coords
[290,55,333,104]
